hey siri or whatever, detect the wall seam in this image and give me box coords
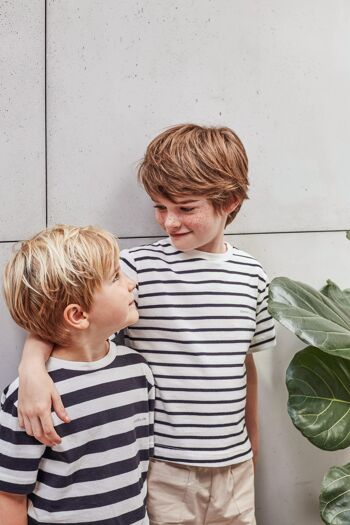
[45,0,48,228]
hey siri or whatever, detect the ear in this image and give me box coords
[223,195,241,214]
[63,304,90,330]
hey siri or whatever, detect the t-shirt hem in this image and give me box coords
[153,448,253,467]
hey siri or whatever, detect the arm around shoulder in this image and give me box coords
[17,333,70,446]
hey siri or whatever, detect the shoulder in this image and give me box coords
[120,238,179,275]
[111,344,154,385]
[229,244,269,281]
[0,377,19,415]
[120,238,174,261]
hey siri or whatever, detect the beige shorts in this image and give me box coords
[147,458,256,525]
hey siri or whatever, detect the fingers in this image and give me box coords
[22,415,34,438]
[18,408,24,429]
[40,413,62,446]
[52,391,70,423]
[23,414,59,447]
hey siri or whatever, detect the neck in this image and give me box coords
[196,237,227,254]
[52,337,109,362]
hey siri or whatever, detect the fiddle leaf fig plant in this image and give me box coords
[268,232,350,525]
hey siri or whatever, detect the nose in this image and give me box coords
[127,277,136,292]
[165,212,181,230]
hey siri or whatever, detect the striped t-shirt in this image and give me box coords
[120,238,276,467]
[0,343,154,524]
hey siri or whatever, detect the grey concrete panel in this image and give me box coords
[226,231,350,525]
[47,0,349,235]
[0,0,46,241]
[0,243,26,392]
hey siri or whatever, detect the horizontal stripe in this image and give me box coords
[137,303,257,311]
[31,477,146,512]
[155,435,249,452]
[157,385,246,392]
[49,351,147,383]
[148,362,244,368]
[44,425,150,464]
[126,336,253,344]
[0,452,40,471]
[139,291,257,299]
[131,325,255,332]
[61,375,147,409]
[155,430,244,440]
[138,268,261,278]
[139,316,255,324]
[154,448,252,465]
[154,373,246,381]
[0,479,35,494]
[28,503,146,525]
[155,415,245,428]
[37,450,150,488]
[155,396,246,405]
[156,407,245,416]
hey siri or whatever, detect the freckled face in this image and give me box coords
[152,195,229,253]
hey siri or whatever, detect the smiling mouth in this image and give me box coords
[170,232,191,237]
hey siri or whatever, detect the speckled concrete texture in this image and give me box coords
[0,0,45,240]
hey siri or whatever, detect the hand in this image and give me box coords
[18,368,70,446]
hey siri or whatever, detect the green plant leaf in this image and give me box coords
[321,280,350,318]
[269,277,350,359]
[287,346,350,450]
[320,463,350,524]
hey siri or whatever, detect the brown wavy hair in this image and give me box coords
[138,123,249,225]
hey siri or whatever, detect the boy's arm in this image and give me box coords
[245,353,259,469]
[0,492,27,525]
[18,333,70,446]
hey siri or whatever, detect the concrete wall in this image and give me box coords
[1,1,349,523]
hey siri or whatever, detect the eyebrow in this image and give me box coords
[153,199,199,205]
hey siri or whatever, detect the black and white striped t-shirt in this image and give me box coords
[120,239,276,467]
[0,343,154,524]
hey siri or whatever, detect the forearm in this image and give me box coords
[17,333,68,446]
[0,492,27,525]
[245,354,258,455]
[18,333,53,375]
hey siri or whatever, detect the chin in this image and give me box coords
[171,237,197,252]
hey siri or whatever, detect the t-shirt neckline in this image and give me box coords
[168,238,233,261]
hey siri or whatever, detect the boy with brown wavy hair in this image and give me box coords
[17,125,275,525]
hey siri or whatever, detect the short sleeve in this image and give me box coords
[248,271,276,353]
[0,383,45,494]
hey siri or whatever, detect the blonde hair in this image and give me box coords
[138,123,249,225]
[3,225,119,346]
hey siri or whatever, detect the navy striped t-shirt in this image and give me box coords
[0,343,154,524]
[120,238,276,467]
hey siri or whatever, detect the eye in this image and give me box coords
[153,205,166,211]
[112,271,120,282]
[180,207,195,212]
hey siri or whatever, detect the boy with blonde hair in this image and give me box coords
[0,225,154,525]
[18,124,276,524]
